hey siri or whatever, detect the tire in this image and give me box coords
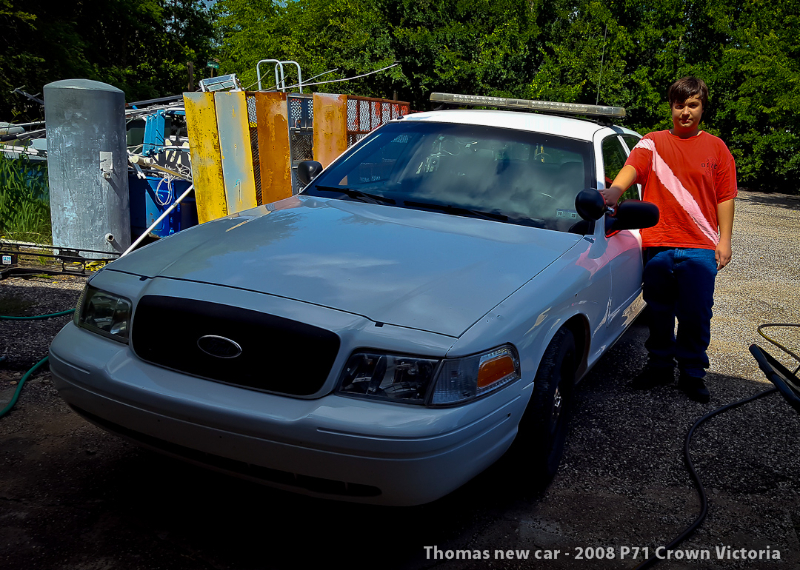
[515,327,578,484]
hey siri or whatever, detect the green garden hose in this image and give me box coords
[0,355,50,418]
[0,308,75,320]
[0,308,75,418]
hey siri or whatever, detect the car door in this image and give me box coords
[597,132,645,331]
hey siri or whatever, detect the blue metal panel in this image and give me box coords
[142,112,166,157]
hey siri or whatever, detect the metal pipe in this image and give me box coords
[256,59,282,91]
[126,94,184,108]
[128,154,191,180]
[281,61,303,93]
[121,184,194,257]
[256,59,303,92]
[1,120,46,129]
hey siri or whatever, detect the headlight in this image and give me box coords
[336,345,520,406]
[74,285,132,343]
[337,352,439,405]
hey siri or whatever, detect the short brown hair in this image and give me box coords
[668,77,709,110]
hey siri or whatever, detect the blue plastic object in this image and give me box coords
[128,175,197,239]
[128,107,196,240]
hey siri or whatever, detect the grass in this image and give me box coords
[0,154,52,244]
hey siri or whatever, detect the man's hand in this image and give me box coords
[716,199,735,270]
[602,165,638,206]
[715,239,732,270]
[598,187,622,207]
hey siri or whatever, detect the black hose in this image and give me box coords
[633,387,779,569]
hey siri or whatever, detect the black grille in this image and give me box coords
[131,296,340,396]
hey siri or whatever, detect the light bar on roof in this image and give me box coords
[430,92,626,119]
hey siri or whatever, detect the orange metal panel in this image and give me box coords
[254,92,292,203]
[313,93,348,168]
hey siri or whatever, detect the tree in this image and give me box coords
[0,0,216,120]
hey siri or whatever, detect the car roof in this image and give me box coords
[400,109,609,142]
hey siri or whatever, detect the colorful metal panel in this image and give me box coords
[183,92,228,223]
[214,91,258,214]
[313,93,348,168]
[254,92,293,203]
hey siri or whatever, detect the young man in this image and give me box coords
[600,77,737,403]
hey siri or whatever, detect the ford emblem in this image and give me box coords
[197,335,243,359]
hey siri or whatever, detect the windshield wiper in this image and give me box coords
[403,200,509,222]
[313,185,396,205]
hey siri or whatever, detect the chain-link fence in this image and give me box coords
[288,94,314,194]
[346,97,410,147]
[246,94,262,205]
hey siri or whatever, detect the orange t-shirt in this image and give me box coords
[625,130,737,250]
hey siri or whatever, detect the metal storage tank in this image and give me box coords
[44,79,130,256]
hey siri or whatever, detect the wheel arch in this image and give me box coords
[562,313,591,383]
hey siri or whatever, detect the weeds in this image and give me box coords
[0,154,51,244]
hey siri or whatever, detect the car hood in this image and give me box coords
[111,196,582,337]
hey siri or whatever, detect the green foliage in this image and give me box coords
[2,0,798,191]
[0,0,215,120]
[0,155,51,243]
[213,0,800,192]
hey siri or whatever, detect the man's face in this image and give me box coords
[671,95,703,136]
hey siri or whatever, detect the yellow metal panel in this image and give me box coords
[313,93,348,168]
[214,91,258,214]
[183,92,228,223]
[255,92,292,203]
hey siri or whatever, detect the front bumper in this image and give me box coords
[50,323,530,506]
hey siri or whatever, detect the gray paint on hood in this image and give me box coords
[110,196,581,337]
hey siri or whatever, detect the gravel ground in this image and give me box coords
[0,190,798,570]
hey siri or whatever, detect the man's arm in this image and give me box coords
[716,198,734,269]
[599,165,637,206]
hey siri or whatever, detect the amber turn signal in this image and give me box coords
[477,354,517,388]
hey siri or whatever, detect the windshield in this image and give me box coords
[304,120,594,232]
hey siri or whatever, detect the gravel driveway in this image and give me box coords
[1,190,798,570]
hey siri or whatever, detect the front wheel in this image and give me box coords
[515,327,578,483]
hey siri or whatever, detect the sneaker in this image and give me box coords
[630,365,675,390]
[678,374,710,403]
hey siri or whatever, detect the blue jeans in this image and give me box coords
[642,247,718,378]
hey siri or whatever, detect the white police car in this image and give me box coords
[49,93,657,505]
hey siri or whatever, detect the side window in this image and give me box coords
[621,134,641,151]
[601,135,627,189]
[620,134,643,201]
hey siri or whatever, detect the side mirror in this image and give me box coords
[605,200,660,235]
[575,188,606,221]
[297,160,323,186]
